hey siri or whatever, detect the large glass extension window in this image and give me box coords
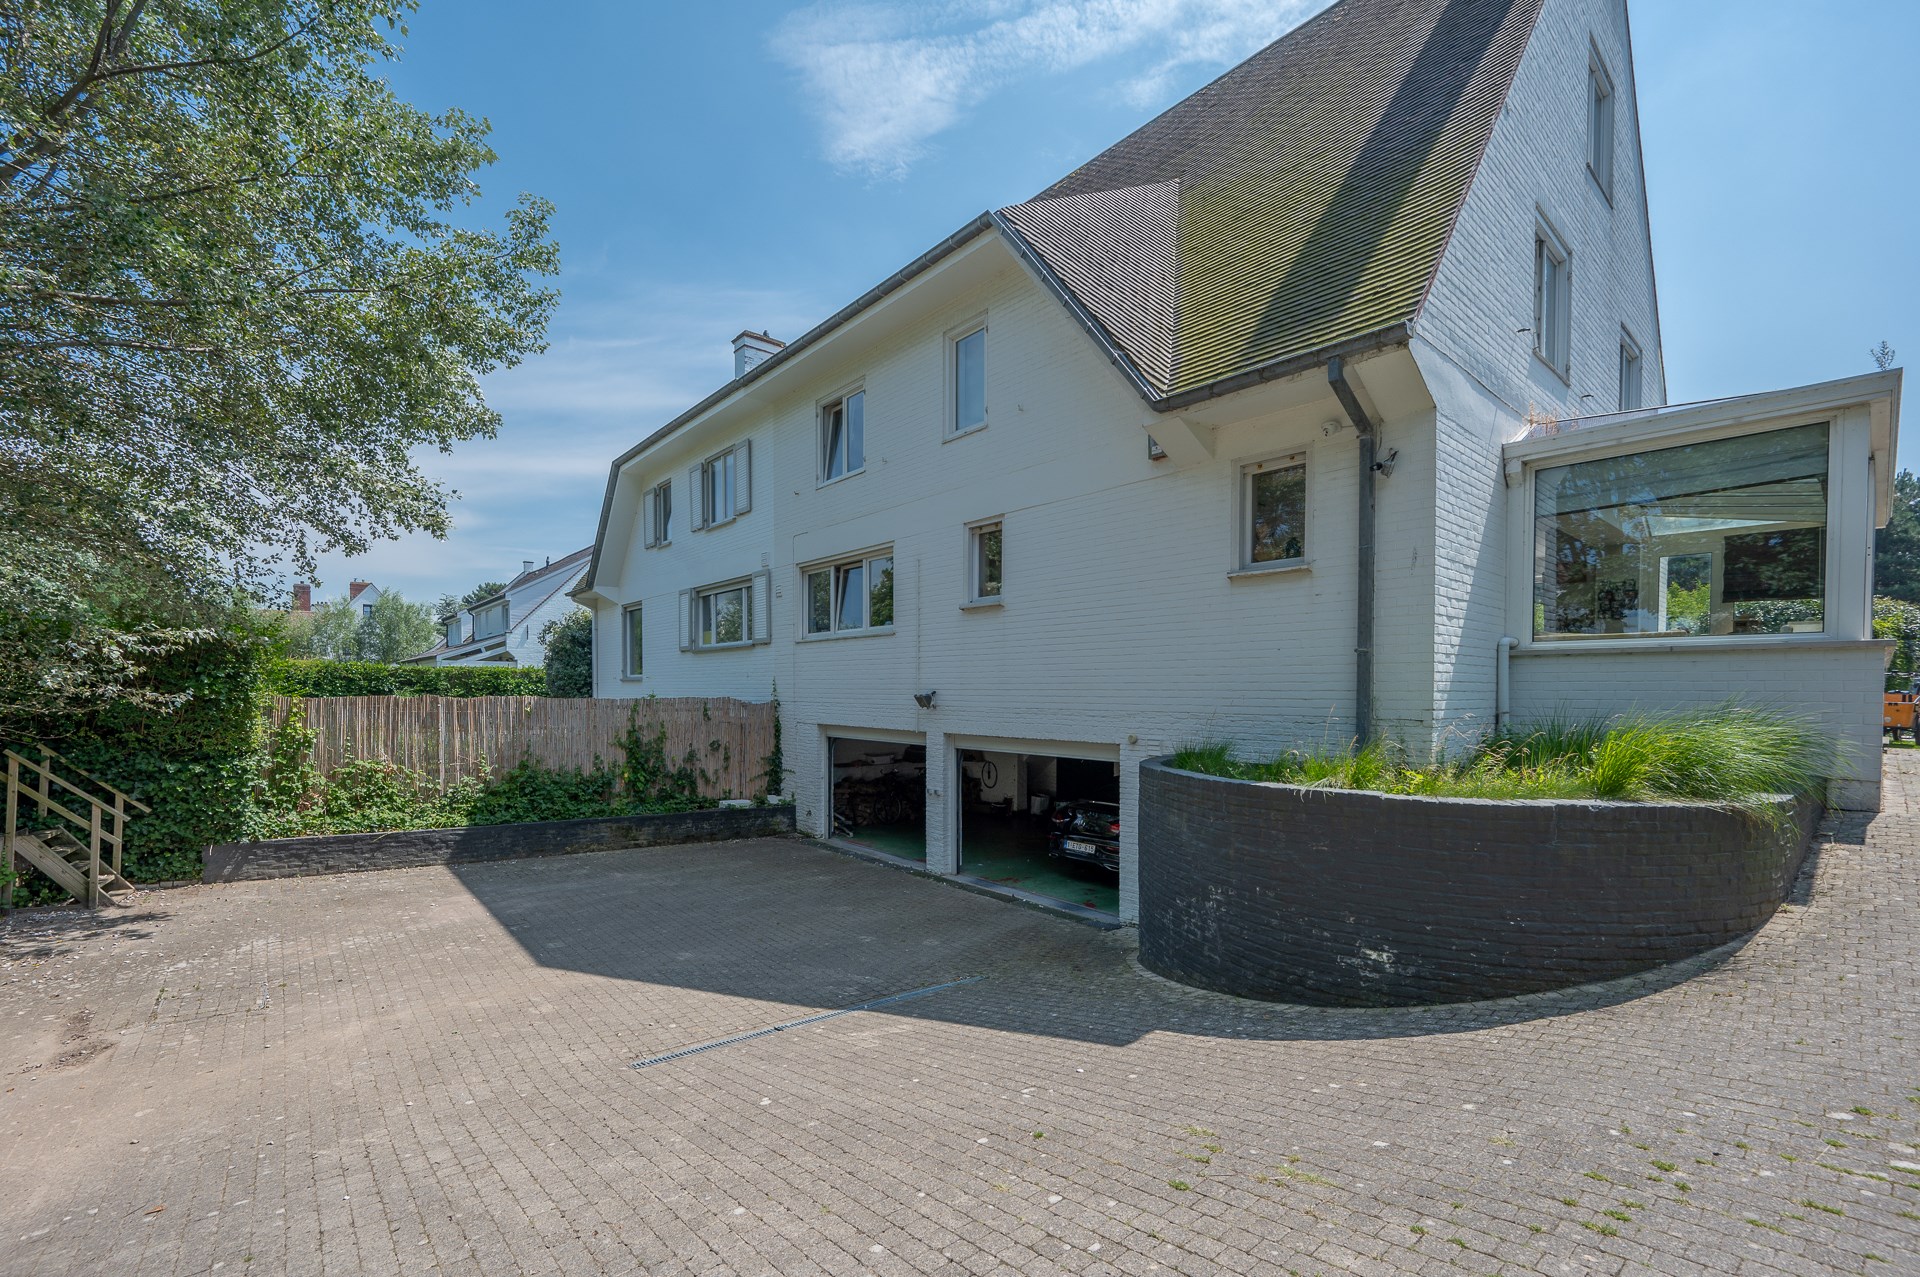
[1533,422,1829,640]
[804,551,894,636]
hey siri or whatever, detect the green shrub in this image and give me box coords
[270,659,547,698]
[8,627,277,898]
[1173,704,1835,808]
[540,610,593,698]
[462,760,619,825]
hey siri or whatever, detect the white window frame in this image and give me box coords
[690,440,752,531]
[945,316,988,440]
[1234,451,1311,576]
[1505,411,1865,653]
[621,602,644,679]
[1618,328,1643,411]
[1534,215,1572,381]
[1587,44,1615,201]
[818,385,866,486]
[681,571,771,651]
[964,518,1003,607]
[643,478,673,548]
[800,547,895,639]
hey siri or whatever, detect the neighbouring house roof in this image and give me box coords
[998,0,1545,403]
[406,547,593,664]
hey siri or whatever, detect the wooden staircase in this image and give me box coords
[3,747,149,909]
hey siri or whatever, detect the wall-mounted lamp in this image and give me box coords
[913,690,938,710]
[1371,448,1399,478]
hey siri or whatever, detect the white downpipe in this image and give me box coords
[1495,636,1519,728]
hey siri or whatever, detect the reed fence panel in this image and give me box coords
[270,696,774,800]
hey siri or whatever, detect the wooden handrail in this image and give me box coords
[3,750,146,822]
[18,745,150,814]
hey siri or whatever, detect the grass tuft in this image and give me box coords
[1171,703,1834,809]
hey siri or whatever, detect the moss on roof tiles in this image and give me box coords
[1000,0,1544,399]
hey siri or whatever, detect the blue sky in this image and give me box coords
[309,0,1920,606]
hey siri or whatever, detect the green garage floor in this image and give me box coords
[959,814,1119,916]
[843,815,1119,916]
[845,823,927,862]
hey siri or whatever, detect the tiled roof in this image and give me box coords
[998,0,1544,400]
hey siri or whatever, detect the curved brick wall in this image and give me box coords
[1137,758,1818,1007]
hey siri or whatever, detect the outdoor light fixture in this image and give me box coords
[913,690,938,710]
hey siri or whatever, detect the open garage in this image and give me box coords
[828,736,926,861]
[956,745,1120,916]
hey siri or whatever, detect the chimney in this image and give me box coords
[292,583,312,613]
[732,330,784,379]
[522,559,535,576]
[348,580,372,601]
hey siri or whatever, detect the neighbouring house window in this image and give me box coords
[623,603,643,677]
[969,522,1002,601]
[1587,49,1615,197]
[1618,331,1643,410]
[1532,421,1829,640]
[821,390,865,482]
[1243,455,1307,568]
[1534,219,1572,378]
[804,551,894,636]
[952,324,986,435]
[474,602,508,638]
[362,604,373,618]
[691,442,751,529]
[644,479,672,547]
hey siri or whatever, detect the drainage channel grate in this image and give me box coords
[630,976,984,1070]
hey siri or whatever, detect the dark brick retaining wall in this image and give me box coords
[1138,758,1818,1007]
[204,806,797,882]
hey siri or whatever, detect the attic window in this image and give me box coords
[820,389,865,484]
[643,479,672,547]
[1587,48,1615,199]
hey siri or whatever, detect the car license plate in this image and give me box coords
[1063,839,1100,854]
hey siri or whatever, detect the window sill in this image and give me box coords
[1515,635,1890,657]
[959,598,1004,612]
[816,469,865,490]
[1228,560,1312,581]
[1531,349,1571,386]
[700,515,740,532]
[944,422,988,444]
[645,540,672,550]
[618,674,645,683]
[799,627,896,643]
[691,641,756,652]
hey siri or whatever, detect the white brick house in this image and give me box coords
[572,0,1901,923]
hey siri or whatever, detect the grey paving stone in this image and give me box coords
[4,758,1920,1275]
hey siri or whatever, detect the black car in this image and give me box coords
[1048,800,1120,873]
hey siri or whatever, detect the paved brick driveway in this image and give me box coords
[5,756,1919,1277]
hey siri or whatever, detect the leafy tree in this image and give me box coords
[1876,469,1920,604]
[0,1,558,719]
[358,590,436,663]
[282,589,434,662]
[540,608,592,698]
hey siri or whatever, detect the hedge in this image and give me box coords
[10,629,276,894]
[271,659,547,698]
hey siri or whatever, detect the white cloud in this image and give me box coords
[773,0,1326,177]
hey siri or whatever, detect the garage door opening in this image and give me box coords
[829,738,926,861]
[957,749,1119,915]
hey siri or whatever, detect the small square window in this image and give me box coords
[1618,331,1643,411]
[1587,49,1615,198]
[804,550,894,636]
[821,390,865,483]
[1243,457,1307,568]
[1534,219,1572,378]
[969,522,1003,602]
[952,324,987,435]
[623,603,643,677]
